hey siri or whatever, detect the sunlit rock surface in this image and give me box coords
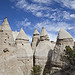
[15,27,33,75]
[35,27,55,75]
[51,28,74,74]
[31,28,40,54]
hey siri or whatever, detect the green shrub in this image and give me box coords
[31,65,42,75]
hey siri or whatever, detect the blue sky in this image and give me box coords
[0,0,75,42]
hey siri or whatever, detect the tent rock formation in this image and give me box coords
[51,28,74,74]
[0,17,74,75]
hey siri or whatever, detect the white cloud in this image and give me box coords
[10,0,75,21]
[48,33,57,41]
[34,20,75,41]
[63,11,70,19]
[70,14,75,18]
[55,0,75,9]
[63,11,75,19]
[73,38,75,41]
[35,20,74,32]
[33,0,51,4]
[17,18,31,27]
[16,0,49,12]
[15,18,32,31]
[35,12,43,17]
[27,34,32,43]
[9,0,75,42]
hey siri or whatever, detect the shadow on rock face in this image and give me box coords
[50,70,75,75]
[43,50,53,75]
[3,48,9,53]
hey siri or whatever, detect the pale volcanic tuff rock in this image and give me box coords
[0,18,23,75]
[0,17,15,46]
[31,28,40,54]
[2,17,11,31]
[0,17,15,55]
[0,50,23,75]
[0,17,75,75]
[15,27,33,75]
[57,28,73,39]
[16,27,29,41]
[0,17,33,75]
[12,31,19,41]
[56,28,74,48]
[51,28,74,74]
[33,28,39,35]
[35,27,55,75]
[40,27,50,41]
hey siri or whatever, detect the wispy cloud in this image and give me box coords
[34,19,75,41]
[70,14,75,18]
[55,0,75,9]
[35,20,74,32]
[48,33,57,41]
[10,0,75,22]
[9,0,75,41]
[33,0,52,4]
[35,12,43,17]
[17,18,31,27]
[16,0,49,12]
[15,18,31,31]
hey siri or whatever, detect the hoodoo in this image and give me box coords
[0,17,23,75]
[51,28,74,74]
[15,27,33,75]
[31,28,40,54]
[0,17,75,75]
[35,27,54,75]
[2,17,11,30]
[0,17,15,55]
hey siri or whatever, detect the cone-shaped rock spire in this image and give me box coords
[33,28,39,35]
[51,28,74,74]
[40,27,49,41]
[40,27,48,36]
[16,27,29,40]
[31,29,40,53]
[35,27,54,75]
[2,17,9,25]
[0,17,14,47]
[2,17,11,30]
[57,28,73,39]
[15,27,33,75]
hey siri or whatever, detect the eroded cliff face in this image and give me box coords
[51,28,74,74]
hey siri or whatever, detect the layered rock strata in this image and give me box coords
[15,27,33,75]
[51,28,74,74]
[31,28,40,54]
[35,27,54,75]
